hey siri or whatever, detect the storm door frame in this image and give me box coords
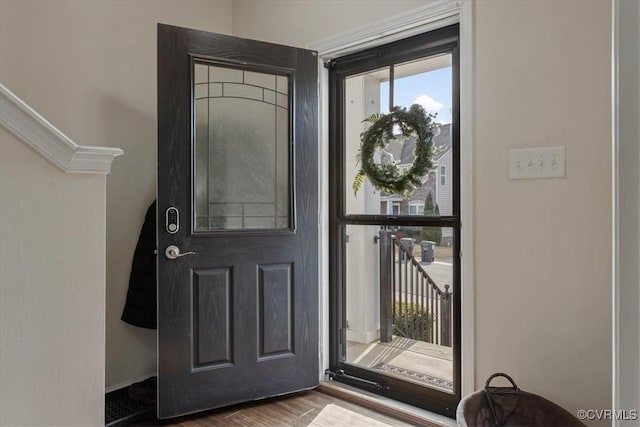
[327,24,462,418]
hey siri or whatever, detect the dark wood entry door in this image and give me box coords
[157,24,318,419]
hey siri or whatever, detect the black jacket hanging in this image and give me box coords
[121,200,157,329]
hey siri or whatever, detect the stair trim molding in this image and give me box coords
[0,84,123,174]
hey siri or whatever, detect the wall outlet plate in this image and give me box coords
[509,146,565,179]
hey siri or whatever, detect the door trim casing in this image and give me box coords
[310,0,475,400]
[308,0,460,60]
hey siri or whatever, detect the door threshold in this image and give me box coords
[317,380,456,427]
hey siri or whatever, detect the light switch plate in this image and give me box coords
[509,146,565,179]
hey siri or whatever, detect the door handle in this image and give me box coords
[165,245,196,260]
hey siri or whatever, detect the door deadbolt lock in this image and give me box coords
[166,207,179,234]
[165,245,196,260]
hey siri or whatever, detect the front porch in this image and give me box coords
[346,336,453,393]
[344,228,455,393]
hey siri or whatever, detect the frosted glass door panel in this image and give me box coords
[193,62,291,231]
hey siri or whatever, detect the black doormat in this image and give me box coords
[105,387,155,427]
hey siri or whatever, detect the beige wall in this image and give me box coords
[0,0,233,390]
[233,0,612,418]
[0,128,106,425]
[0,0,614,420]
[474,0,611,419]
[232,0,428,47]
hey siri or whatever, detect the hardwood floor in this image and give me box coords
[134,389,412,426]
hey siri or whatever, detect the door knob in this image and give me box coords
[165,245,196,260]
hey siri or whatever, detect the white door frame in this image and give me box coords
[612,0,640,423]
[309,0,475,398]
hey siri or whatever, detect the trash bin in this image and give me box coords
[399,238,415,260]
[420,240,435,263]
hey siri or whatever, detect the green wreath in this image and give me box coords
[353,104,437,196]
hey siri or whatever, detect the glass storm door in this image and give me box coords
[329,25,461,417]
[157,24,318,419]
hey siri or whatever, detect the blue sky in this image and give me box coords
[380,66,452,124]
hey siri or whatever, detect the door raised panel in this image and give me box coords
[192,268,233,368]
[257,263,294,359]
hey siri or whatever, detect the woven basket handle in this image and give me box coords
[485,373,519,391]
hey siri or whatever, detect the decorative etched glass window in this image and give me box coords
[193,62,291,232]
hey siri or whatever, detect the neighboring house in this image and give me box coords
[380,123,453,245]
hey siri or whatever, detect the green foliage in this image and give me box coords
[352,104,438,196]
[431,144,448,161]
[393,302,434,342]
[424,192,436,215]
[363,112,383,124]
[420,227,441,244]
[421,192,441,244]
[400,227,422,238]
[352,171,366,196]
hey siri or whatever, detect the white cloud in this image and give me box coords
[412,94,444,113]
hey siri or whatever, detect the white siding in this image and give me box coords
[436,149,453,240]
[435,149,453,215]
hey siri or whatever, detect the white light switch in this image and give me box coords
[509,146,565,179]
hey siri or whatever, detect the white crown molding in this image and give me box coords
[308,0,461,58]
[0,84,123,174]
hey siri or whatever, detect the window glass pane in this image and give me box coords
[193,62,290,231]
[344,224,455,393]
[409,204,424,215]
[345,54,452,216]
[344,67,388,216]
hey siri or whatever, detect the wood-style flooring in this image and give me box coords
[133,389,411,426]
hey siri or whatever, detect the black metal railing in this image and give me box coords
[379,230,452,347]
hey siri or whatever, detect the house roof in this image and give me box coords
[385,123,452,165]
[379,123,451,200]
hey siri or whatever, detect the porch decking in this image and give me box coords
[346,336,453,392]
